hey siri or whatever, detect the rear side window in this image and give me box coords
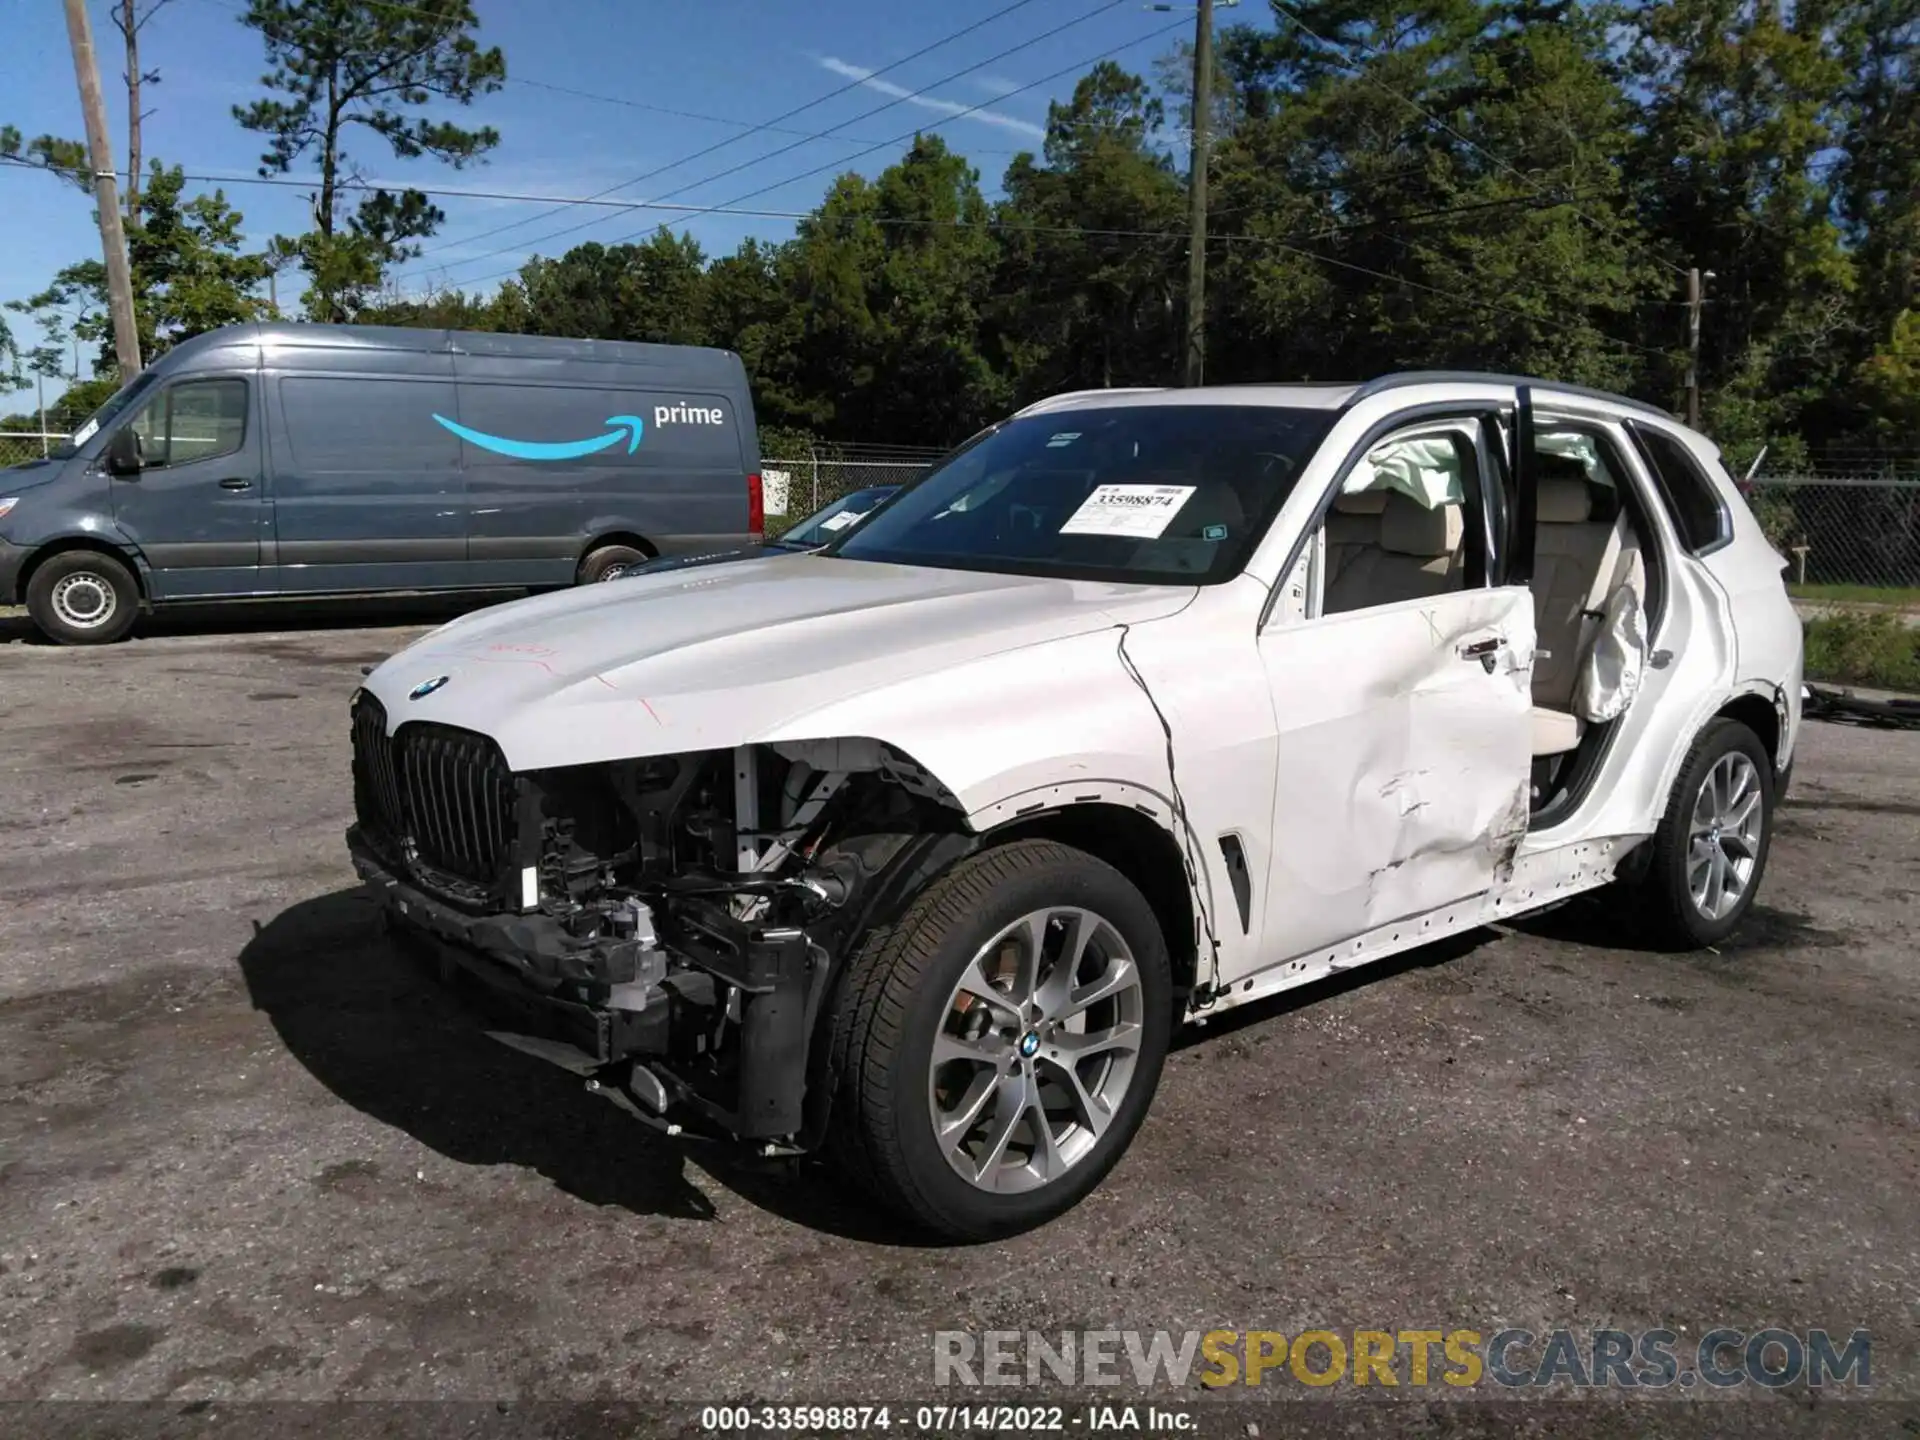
[1630,424,1732,555]
[279,377,460,473]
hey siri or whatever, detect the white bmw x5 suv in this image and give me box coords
[347,373,1804,1239]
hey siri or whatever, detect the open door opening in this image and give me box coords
[1517,415,1668,826]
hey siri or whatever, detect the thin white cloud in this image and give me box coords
[971,75,1023,97]
[817,57,1045,138]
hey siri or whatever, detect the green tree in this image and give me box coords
[1856,308,1920,440]
[232,0,506,320]
[1625,0,1856,450]
[1832,0,1920,375]
[992,62,1185,398]
[0,124,90,195]
[1204,0,1651,389]
[17,162,271,370]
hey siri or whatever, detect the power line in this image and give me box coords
[506,77,1140,160]
[403,0,1062,266]
[440,13,1193,291]
[0,163,1662,362]
[407,0,1133,284]
[0,150,1599,249]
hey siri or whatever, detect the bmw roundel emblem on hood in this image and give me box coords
[408,675,450,701]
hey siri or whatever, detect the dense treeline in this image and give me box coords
[7,0,1918,467]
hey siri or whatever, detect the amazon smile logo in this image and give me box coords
[432,413,645,461]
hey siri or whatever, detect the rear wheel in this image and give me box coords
[26,549,140,645]
[829,840,1172,1240]
[577,544,649,584]
[1632,717,1775,949]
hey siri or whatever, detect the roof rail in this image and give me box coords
[1348,370,1680,425]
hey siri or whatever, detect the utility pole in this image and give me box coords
[63,0,143,381]
[1182,0,1214,387]
[1684,266,1703,428]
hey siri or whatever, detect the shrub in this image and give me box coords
[1803,612,1920,692]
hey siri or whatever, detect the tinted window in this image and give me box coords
[1631,423,1731,553]
[782,486,899,546]
[279,376,459,472]
[128,378,248,468]
[828,405,1332,585]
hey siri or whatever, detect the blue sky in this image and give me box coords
[2,0,1199,411]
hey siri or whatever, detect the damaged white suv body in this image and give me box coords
[346,373,1803,1239]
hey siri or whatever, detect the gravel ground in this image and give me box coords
[0,601,1915,1439]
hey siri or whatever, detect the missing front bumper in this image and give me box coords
[347,826,826,1143]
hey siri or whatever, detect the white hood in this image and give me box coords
[362,553,1194,770]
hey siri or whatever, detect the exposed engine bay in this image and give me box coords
[345,690,978,1151]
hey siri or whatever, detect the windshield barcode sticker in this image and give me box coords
[1059,483,1196,539]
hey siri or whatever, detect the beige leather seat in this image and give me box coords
[1528,469,1645,755]
[1325,489,1386,588]
[1325,491,1464,614]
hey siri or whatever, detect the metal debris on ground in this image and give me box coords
[1804,683,1920,730]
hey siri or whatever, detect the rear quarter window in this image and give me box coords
[1630,423,1733,555]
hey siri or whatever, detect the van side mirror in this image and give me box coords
[104,427,142,475]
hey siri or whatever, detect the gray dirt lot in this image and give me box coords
[0,602,1915,1438]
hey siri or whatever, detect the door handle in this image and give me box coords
[1458,636,1504,673]
[219,477,254,491]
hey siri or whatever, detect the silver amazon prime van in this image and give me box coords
[0,323,764,644]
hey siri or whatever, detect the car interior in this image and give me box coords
[1312,424,1657,815]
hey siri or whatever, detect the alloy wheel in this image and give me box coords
[1688,751,1764,921]
[927,906,1145,1195]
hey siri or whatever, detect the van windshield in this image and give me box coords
[824,404,1333,585]
[47,372,159,459]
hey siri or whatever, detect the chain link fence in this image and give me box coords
[0,433,67,466]
[761,452,940,535]
[1745,474,1920,600]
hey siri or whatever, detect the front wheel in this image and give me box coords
[828,840,1172,1241]
[25,549,140,645]
[1632,717,1775,949]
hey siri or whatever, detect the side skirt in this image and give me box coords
[1188,834,1648,1021]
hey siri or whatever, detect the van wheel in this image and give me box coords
[577,544,648,584]
[828,840,1172,1241]
[1631,717,1775,950]
[26,550,140,645]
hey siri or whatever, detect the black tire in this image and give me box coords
[25,549,140,646]
[828,839,1173,1241]
[577,544,649,584]
[1630,717,1776,950]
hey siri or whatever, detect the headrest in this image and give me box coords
[1537,476,1594,524]
[1536,452,1591,484]
[1333,488,1389,515]
[1380,492,1464,557]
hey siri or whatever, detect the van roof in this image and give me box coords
[160,322,747,382]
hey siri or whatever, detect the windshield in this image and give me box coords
[778,485,901,547]
[825,404,1333,584]
[48,372,159,459]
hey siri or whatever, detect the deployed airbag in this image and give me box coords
[1573,578,1647,723]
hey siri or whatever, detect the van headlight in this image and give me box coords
[0,498,18,521]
